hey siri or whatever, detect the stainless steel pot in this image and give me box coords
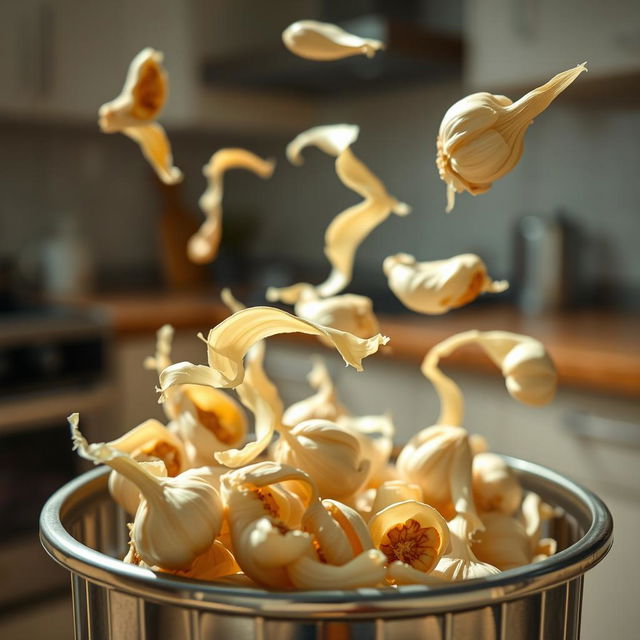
[40,456,613,640]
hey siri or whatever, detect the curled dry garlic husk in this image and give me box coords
[192,305,386,469]
[422,330,557,427]
[268,124,411,302]
[188,149,275,264]
[472,452,523,516]
[369,499,450,575]
[98,48,182,184]
[221,462,386,590]
[282,20,384,61]
[283,357,348,427]
[383,252,508,315]
[69,414,223,570]
[273,419,370,501]
[437,63,587,212]
[144,324,248,467]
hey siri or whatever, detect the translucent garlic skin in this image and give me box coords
[383,252,508,315]
[437,63,587,212]
[472,452,523,516]
[282,20,384,61]
[273,420,370,501]
[295,293,381,341]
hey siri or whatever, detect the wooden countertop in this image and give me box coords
[70,290,640,398]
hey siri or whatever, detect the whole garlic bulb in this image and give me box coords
[273,419,370,501]
[383,252,508,315]
[472,452,523,515]
[70,414,223,570]
[282,20,384,61]
[437,63,586,211]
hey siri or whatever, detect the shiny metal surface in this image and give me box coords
[40,456,613,639]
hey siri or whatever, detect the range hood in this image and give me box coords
[201,4,463,96]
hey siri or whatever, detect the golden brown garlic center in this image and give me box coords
[136,440,181,476]
[254,488,280,519]
[195,405,235,444]
[131,60,165,120]
[379,518,440,572]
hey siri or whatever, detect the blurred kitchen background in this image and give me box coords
[0,1,638,639]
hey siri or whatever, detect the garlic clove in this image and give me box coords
[370,480,423,518]
[98,48,166,131]
[189,149,275,264]
[159,306,389,395]
[282,20,384,61]
[108,460,167,516]
[369,500,450,574]
[472,452,523,515]
[286,123,360,165]
[157,540,240,581]
[273,419,370,501]
[383,252,508,315]
[70,414,223,570]
[533,537,557,562]
[387,560,448,586]
[121,123,182,185]
[519,491,555,554]
[471,512,531,570]
[283,357,349,427]
[109,418,186,476]
[437,63,586,212]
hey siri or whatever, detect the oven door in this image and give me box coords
[0,384,114,609]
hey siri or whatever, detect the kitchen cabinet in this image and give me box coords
[0,0,313,132]
[464,0,640,89]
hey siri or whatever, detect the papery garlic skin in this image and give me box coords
[70,414,223,570]
[273,420,370,501]
[286,124,360,165]
[98,48,182,185]
[370,480,423,518]
[295,293,381,341]
[189,149,275,264]
[437,63,587,212]
[383,253,508,315]
[369,500,450,574]
[282,20,384,61]
[472,452,523,515]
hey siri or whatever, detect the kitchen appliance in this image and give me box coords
[0,303,115,610]
[40,456,612,640]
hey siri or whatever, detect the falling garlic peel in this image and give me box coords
[188,149,275,264]
[282,20,384,62]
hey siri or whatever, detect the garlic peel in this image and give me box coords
[286,124,360,165]
[159,306,389,396]
[282,20,384,62]
[383,252,508,315]
[122,123,182,185]
[189,149,275,264]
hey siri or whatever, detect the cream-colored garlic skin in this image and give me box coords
[283,358,348,427]
[295,293,381,341]
[437,63,587,212]
[383,252,508,315]
[472,452,523,515]
[286,124,360,165]
[472,512,531,570]
[98,48,182,184]
[282,20,384,61]
[70,414,223,570]
[108,460,167,516]
[273,419,370,501]
[159,306,389,395]
[189,149,275,264]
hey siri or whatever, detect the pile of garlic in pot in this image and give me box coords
[72,19,587,590]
